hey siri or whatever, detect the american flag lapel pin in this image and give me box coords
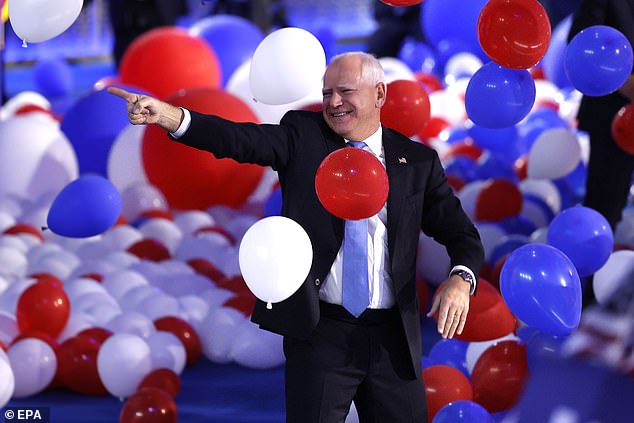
[398,157,407,164]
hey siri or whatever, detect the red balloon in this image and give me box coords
[418,117,450,144]
[186,258,226,284]
[380,0,423,5]
[193,226,237,246]
[0,340,5,351]
[138,209,175,221]
[421,365,473,421]
[442,142,483,162]
[154,317,202,366]
[223,294,257,317]
[142,88,264,210]
[475,179,523,222]
[315,148,389,220]
[513,155,528,180]
[454,278,516,342]
[127,239,171,262]
[471,340,528,413]
[381,80,431,137]
[477,0,551,69]
[138,368,181,398]
[16,281,70,338]
[57,336,108,395]
[446,175,466,192]
[119,27,221,99]
[80,273,104,282]
[77,327,113,345]
[3,223,44,241]
[120,387,177,423]
[415,72,443,93]
[28,273,63,289]
[612,104,634,154]
[216,275,252,295]
[416,276,430,315]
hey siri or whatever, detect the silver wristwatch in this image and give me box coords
[450,269,475,293]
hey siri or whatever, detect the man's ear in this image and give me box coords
[376,82,387,108]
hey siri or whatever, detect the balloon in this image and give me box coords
[16,281,70,338]
[465,62,536,128]
[47,175,122,238]
[33,58,74,99]
[153,316,201,366]
[468,124,520,159]
[422,365,473,421]
[264,187,283,217]
[453,278,516,342]
[77,327,113,345]
[142,88,264,210]
[0,352,14,408]
[315,148,389,220]
[475,179,523,222]
[138,368,180,398]
[0,115,78,200]
[565,25,634,96]
[477,0,551,69]
[127,239,171,262]
[428,339,469,375]
[422,0,489,61]
[250,27,326,105]
[189,15,264,87]
[57,336,107,395]
[238,216,312,305]
[7,338,57,398]
[145,330,186,375]
[471,340,528,413]
[97,333,152,399]
[230,320,285,369]
[197,307,245,363]
[500,244,581,335]
[547,206,614,277]
[120,387,177,423]
[398,39,438,75]
[381,80,431,137]
[107,125,148,193]
[593,250,634,305]
[612,103,634,154]
[119,27,221,99]
[527,128,581,179]
[381,0,423,5]
[8,0,83,44]
[541,16,573,89]
[465,333,519,374]
[433,400,493,423]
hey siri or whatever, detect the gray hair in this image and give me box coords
[329,52,386,87]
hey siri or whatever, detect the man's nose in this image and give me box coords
[329,92,343,107]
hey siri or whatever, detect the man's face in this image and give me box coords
[322,57,385,141]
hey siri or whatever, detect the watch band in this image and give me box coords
[451,269,475,294]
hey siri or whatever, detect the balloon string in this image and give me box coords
[266,302,272,309]
[22,40,28,48]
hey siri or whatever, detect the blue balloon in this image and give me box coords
[444,156,479,183]
[523,194,556,226]
[422,0,489,62]
[565,25,634,96]
[465,62,536,128]
[442,127,470,144]
[264,187,282,217]
[33,58,74,99]
[488,235,529,267]
[540,15,573,89]
[398,38,438,74]
[500,243,581,336]
[517,108,569,152]
[190,15,265,86]
[547,206,614,277]
[525,330,566,370]
[497,215,537,237]
[475,153,519,183]
[422,355,438,370]
[47,175,122,238]
[428,339,469,376]
[468,124,521,159]
[61,86,140,176]
[433,400,493,423]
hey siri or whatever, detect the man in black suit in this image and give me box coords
[109,52,483,423]
[568,0,634,306]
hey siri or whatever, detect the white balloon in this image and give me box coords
[239,216,312,304]
[64,277,109,302]
[457,180,487,221]
[0,355,14,408]
[102,270,149,301]
[230,319,284,369]
[527,128,581,179]
[379,57,416,83]
[417,233,451,286]
[444,53,483,85]
[250,27,326,105]
[0,245,28,278]
[614,208,634,248]
[56,311,97,343]
[0,277,35,316]
[8,338,57,398]
[138,219,182,254]
[105,311,155,339]
[173,210,215,236]
[0,212,16,232]
[9,0,83,44]
[146,331,187,375]
[474,223,507,262]
[68,259,116,280]
[429,89,467,126]
[107,125,148,193]
[101,225,143,251]
[0,312,18,346]
[199,287,236,311]
[594,250,634,305]
[0,116,78,200]
[120,183,168,222]
[119,285,164,312]
[97,333,152,399]
[72,292,119,315]
[102,250,140,270]
[136,293,180,321]
[519,179,561,215]
[529,227,549,244]
[0,92,50,121]
[178,295,209,327]
[197,306,245,363]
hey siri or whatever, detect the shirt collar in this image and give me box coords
[345,126,382,156]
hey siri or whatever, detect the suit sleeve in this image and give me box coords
[420,150,484,280]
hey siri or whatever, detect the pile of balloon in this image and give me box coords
[2,0,634,422]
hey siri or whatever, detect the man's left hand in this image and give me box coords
[426,275,471,339]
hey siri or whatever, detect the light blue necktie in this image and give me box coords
[342,141,370,317]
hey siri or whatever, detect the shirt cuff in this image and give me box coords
[449,265,477,295]
[169,108,191,139]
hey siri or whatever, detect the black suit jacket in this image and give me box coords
[175,110,484,377]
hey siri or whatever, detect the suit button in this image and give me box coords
[314,278,321,286]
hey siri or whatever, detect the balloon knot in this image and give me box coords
[41,226,48,231]
[22,40,28,48]
[266,302,272,310]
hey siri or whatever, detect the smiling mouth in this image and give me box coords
[331,111,352,118]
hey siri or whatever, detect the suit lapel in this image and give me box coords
[383,128,410,262]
